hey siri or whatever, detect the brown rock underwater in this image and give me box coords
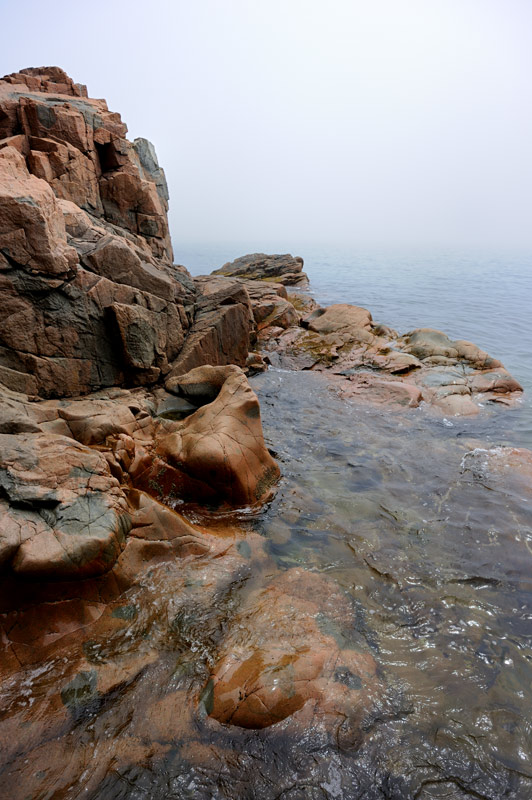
[0,67,530,800]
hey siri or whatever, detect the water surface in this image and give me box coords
[2,247,531,799]
[179,243,532,444]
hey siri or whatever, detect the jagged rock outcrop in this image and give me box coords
[200,274,299,330]
[213,252,308,286]
[166,279,254,378]
[0,67,280,584]
[0,67,253,397]
[259,303,523,415]
[0,67,172,258]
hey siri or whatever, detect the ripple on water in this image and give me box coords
[1,368,531,799]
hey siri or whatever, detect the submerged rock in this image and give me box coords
[208,569,381,736]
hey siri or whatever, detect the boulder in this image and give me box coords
[208,568,382,737]
[213,252,308,286]
[137,366,280,508]
[0,433,130,577]
[305,303,374,336]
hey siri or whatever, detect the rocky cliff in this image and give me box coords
[0,67,279,584]
[0,69,528,798]
[0,67,254,398]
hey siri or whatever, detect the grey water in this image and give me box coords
[178,243,532,446]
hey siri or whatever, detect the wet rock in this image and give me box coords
[259,301,522,415]
[245,351,268,374]
[460,446,532,494]
[213,252,308,286]
[0,433,130,577]
[208,569,381,734]
[397,328,502,371]
[336,372,423,408]
[468,368,522,395]
[128,490,211,557]
[139,366,280,508]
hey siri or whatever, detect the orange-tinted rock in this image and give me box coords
[195,273,300,336]
[209,568,381,733]
[337,372,423,408]
[0,67,199,397]
[128,490,212,557]
[141,366,280,508]
[0,66,172,258]
[166,281,253,376]
[0,146,78,275]
[259,301,523,415]
[305,303,373,335]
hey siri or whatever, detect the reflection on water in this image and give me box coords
[1,369,531,799]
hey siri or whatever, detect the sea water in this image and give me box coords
[179,243,532,446]
[3,246,532,799]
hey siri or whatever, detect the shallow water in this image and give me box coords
[2,369,531,799]
[1,248,531,798]
[254,369,532,798]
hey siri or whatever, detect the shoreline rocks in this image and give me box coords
[249,298,523,415]
[213,252,309,286]
[0,363,279,582]
[0,66,528,796]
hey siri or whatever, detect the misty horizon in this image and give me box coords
[2,0,531,252]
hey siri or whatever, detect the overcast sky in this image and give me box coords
[1,0,531,250]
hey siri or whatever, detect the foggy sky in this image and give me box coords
[1,0,531,250]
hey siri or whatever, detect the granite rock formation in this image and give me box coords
[0,367,278,580]
[254,300,523,415]
[0,67,280,580]
[0,67,528,799]
[0,67,255,397]
[213,252,309,286]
